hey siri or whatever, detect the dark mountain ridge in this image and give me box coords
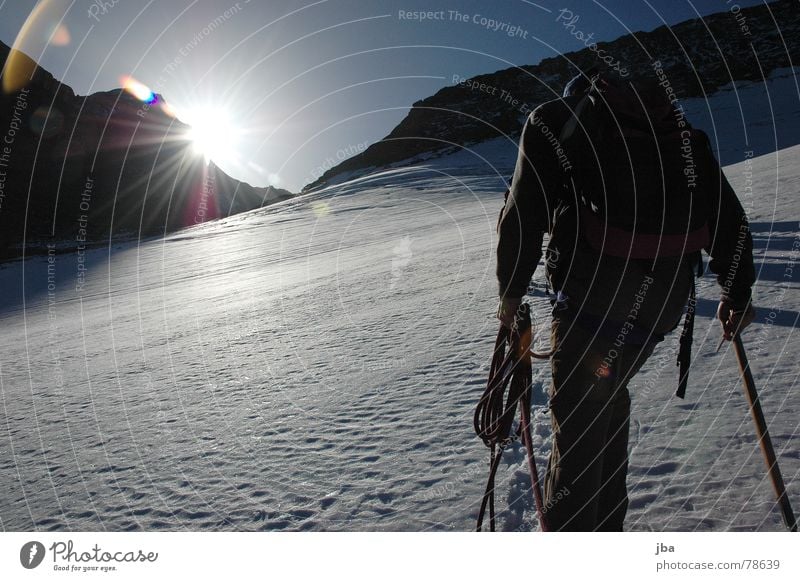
[304,0,799,191]
[0,42,292,259]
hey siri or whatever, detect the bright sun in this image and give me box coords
[182,107,239,163]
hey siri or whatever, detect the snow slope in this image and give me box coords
[1,84,798,533]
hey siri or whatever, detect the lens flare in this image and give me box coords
[311,201,330,217]
[49,24,70,46]
[3,0,71,93]
[120,76,157,104]
[161,101,178,118]
[246,160,264,173]
[29,106,64,138]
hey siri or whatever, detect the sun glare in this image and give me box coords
[121,76,156,104]
[182,107,239,164]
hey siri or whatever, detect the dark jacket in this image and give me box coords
[497,96,755,326]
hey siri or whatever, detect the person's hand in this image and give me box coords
[496,296,522,329]
[717,299,755,341]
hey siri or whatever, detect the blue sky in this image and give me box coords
[0,0,765,191]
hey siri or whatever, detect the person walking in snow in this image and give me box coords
[495,70,756,531]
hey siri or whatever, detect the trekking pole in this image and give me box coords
[732,334,797,532]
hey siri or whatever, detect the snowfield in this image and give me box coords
[1,74,798,532]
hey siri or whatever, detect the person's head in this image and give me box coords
[563,67,673,113]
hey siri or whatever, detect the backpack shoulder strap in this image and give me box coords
[558,93,594,143]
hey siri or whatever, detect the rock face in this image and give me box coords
[304,0,799,191]
[0,42,292,258]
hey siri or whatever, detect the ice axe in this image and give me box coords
[733,334,797,532]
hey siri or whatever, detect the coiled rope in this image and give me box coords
[473,303,549,532]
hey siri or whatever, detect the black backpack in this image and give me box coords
[558,76,709,398]
[559,77,710,264]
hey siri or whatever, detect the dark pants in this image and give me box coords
[543,314,656,531]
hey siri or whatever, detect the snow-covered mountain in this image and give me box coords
[304,0,799,191]
[1,0,798,534]
[1,70,797,531]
